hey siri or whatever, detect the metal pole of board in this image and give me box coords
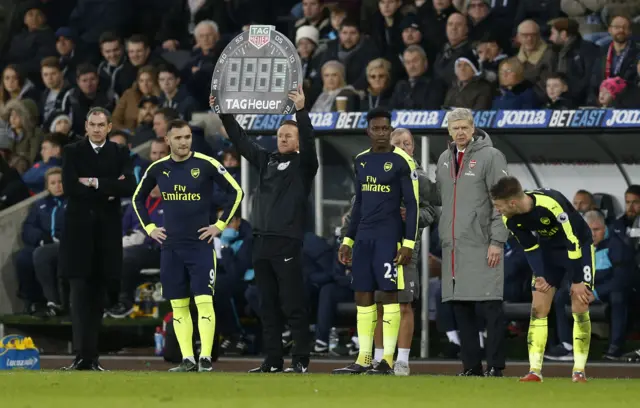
[420,134,430,359]
[241,156,250,219]
[314,138,323,237]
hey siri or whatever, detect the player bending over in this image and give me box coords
[333,107,419,375]
[490,176,594,383]
[132,119,243,372]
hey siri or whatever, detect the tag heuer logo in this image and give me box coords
[248,26,271,49]
[384,162,393,172]
[191,168,200,178]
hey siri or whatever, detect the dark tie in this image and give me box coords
[95,146,101,154]
[457,151,464,170]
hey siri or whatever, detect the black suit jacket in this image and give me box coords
[60,138,136,279]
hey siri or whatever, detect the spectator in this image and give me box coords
[108,130,150,185]
[548,17,600,105]
[422,0,459,64]
[597,76,627,108]
[611,185,640,244]
[131,107,178,148]
[113,65,160,131]
[32,167,67,317]
[545,73,576,110]
[588,15,640,105]
[492,57,540,110]
[433,12,472,85]
[55,27,80,85]
[514,0,562,37]
[371,0,404,61]
[0,65,40,110]
[360,58,394,111]
[294,0,332,41]
[216,213,254,355]
[97,32,126,101]
[49,114,82,145]
[390,13,429,81]
[116,35,164,98]
[129,96,160,146]
[327,5,347,41]
[487,0,519,35]
[39,57,73,130]
[443,51,494,110]
[311,61,360,112]
[15,166,65,314]
[390,45,446,110]
[615,59,640,108]
[561,0,607,40]
[475,33,508,84]
[5,4,57,85]
[106,184,164,318]
[184,20,223,109]
[22,133,64,193]
[68,64,114,135]
[296,26,323,108]
[548,210,634,361]
[465,0,509,51]
[572,189,597,215]
[318,19,379,90]
[157,64,197,122]
[515,20,557,101]
[0,99,44,164]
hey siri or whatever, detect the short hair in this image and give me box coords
[575,189,595,202]
[40,56,61,70]
[127,34,149,48]
[366,58,392,77]
[76,63,98,78]
[109,129,130,143]
[584,210,605,225]
[86,107,112,123]
[548,17,580,37]
[155,107,180,121]
[167,119,190,133]
[517,19,540,35]
[546,72,568,85]
[157,63,180,78]
[608,13,632,27]
[626,184,640,197]
[367,107,392,125]
[43,132,65,148]
[99,31,121,46]
[340,18,360,31]
[45,166,62,183]
[404,44,427,61]
[222,148,240,162]
[280,119,298,129]
[448,108,474,125]
[194,20,220,36]
[490,177,524,200]
[391,128,413,140]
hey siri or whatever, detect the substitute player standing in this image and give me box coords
[333,107,419,375]
[490,176,594,383]
[132,119,243,372]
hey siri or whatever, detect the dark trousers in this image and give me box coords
[70,275,106,360]
[253,235,310,365]
[33,243,62,305]
[15,247,45,305]
[452,300,506,371]
[119,244,160,304]
[555,288,628,349]
[214,273,244,337]
[314,282,353,343]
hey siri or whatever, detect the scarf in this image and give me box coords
[605,42,630,79]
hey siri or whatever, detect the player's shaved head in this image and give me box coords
[366,107,393,151]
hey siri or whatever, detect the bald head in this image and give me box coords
[517,20,541,52]
[391,128,415,156]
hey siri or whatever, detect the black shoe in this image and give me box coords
[198,357,213,372]
[284,361,309,373]
[603,346,623,361]
[220,336,249,355]
[458,368,484,376]
[485,367,503,377]
[90,360,107,371]
[622,349,640,363]
[248,363,283,373]
[332,362,371,375]
[61,357,92,371]
[107,302,134,319]
[168,358,197,372]
[366,359,394,375]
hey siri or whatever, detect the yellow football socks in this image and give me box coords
[572,311,591,372]
[382,303,401,364]
[528,316,547,373]
[195,295,216,359]
[170,298,194,360]
[355,304,377,367]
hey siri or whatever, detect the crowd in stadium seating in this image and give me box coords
[1,0,640,360]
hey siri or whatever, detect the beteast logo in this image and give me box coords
[496,110,548,127]
[605,110,640,127]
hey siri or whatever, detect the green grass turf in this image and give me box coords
[1,372,640,408]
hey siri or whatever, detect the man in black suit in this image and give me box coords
[60,107,136,370]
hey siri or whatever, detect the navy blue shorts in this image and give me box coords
[351,238,404,292]
[160,244,217,300]
[532,245,595,291]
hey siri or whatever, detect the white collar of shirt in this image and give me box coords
[90,140,106,151]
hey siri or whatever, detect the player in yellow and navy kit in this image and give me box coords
[490,176,594,383]
[334,107,419,375]
[132,119,243,373]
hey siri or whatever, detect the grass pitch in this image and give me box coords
[1,372,639,407]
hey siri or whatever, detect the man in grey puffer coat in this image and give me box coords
[341,128,438,375]
[435,108,509,377]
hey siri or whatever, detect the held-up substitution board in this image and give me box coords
[210,25,303,115]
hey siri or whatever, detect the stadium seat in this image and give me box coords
[593,193,618,224]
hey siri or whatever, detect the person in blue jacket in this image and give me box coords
[15,167,66,315]
[548,210,635,361]
[216,212,253,355]
[491,57,541,110]
[22,133,65,193]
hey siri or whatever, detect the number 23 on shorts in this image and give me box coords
[384,262,398,280]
